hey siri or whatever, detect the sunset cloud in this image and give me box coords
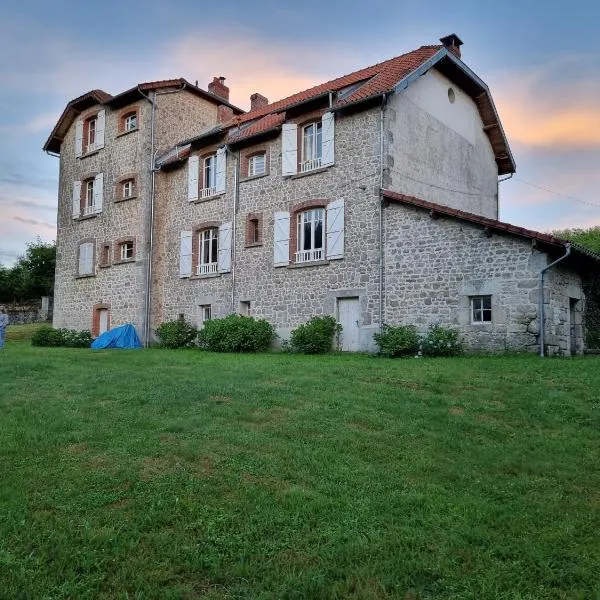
[492,59,600,150]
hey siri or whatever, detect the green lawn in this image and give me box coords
[1,342,599,599]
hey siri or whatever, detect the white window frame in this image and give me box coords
[199,304,212,327]
[296,208,324,263]
[250,218,260,244]
[124,113,137,132]
[84,180,95,216]
[301,121,322,172]
[471,295,492,324]
[201,154,217,198]
[239,301,251,316]
[198,228,218,275]
[120,241,134,261]
[87,117,97,150]
[122,180,134,199]
[248,153,266,177]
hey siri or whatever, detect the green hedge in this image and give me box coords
[288,315,342,354]
[31,326,92,348]
[198,314,274,352]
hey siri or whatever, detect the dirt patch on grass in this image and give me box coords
[360,376,423,390]
[208,395,232,404]
[63,442,88,454]
[449,406,465,416]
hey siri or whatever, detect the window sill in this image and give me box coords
[469,322,493,326]
[287,259,330,269]
[76,273,95,279]
[114,195,137,203]
[288,164,333,179]
[113,258,136,266]
[191,192,225,204]
[99,263,111,269]
[75,213,98,221]
[116,128,139,138]
[190,272,221,280]
[79,149,101,159]
[241,172,268,183]
[245,241,263,248]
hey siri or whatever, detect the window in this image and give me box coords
[471,296,492,323]
[124,112,137,131]
[301,122,322,172]
[239,301,251,316]
[198,228,218,275]
[202,154,217,198]
[245,213,263,247]
[86,117,97,152]
[83,180,95,216]
[75,110,105,157]
[122,180,134,199]
[250,219,260,244]
[248,153,266,177]
[199,304,212,327]
[100,243,111,267]
[296,208,324,263]
[78,241,95,276]
[119,241,134,261]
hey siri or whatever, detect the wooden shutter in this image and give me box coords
[72,181,81,218]
[75,120,83,157]
[179,230,193,277]
[215,147,226,194]
[326,198,344,260]
[93,173,103,214]
[188,155,199,201]
[321,111,335,166]
[218,221,232,273]
[79,242,94,276]
[281,123,297,176]
[96,109,106,149]
[273,211,290,267]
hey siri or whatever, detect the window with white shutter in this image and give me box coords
[273,211,290,267]
[96,109,105,150]
[78,242,95,276]
[281,124,298,176]
[218,221,232,273]
[93,173,104,214]
[180,231,193,278]
[75,121,83,158]
[72,181,82,218]
[326,198,344,260]
[215,147,226,194]
[321,112,335,167]
[188,155,199,201]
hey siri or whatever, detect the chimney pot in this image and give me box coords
[439,33,463,58]
[250,93,269,111]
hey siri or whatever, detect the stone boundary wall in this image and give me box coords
[3,297,53,324]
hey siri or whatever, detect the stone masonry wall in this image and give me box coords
[383,203,584,355]
[151,107,383,347]
[53,88,220,338]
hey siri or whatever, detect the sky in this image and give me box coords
[1,0,599,265]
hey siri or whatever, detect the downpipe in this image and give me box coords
[538,244,571,357]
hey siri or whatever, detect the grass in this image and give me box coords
[5,322,46,342]
[0,341,599,599]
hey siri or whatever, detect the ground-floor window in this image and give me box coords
[471,295,492,323]
[199,304,212,327]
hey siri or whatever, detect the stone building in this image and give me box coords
[45,35,599,355]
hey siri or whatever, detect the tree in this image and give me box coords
[552,226,600,254]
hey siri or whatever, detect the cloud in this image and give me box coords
[12,216,55,229]
[492,58,600,150]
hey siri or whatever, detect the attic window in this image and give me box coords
[448,88,456,104]
[337,80,368,101]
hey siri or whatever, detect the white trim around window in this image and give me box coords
[471,295,492,323]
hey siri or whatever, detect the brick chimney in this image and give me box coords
[439,34,463,59]
[208,76,229,102]
[250,93,269,111]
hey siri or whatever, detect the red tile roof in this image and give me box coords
[382,189,600,261]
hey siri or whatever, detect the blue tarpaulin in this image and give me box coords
[91,323,143,349]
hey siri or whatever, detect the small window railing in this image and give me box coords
[200,186,217,199]
[300,157,322,173]
[295,248,323,263]
[82,204,95,216]
[197,262,218,275]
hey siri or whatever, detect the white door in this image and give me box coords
[338,297,360,351]
[98,309,109,335]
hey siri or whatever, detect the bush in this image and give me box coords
[421,325,463,357]
[289,315,342,354]
[374,324,420,357]
[155,319,198,349]
[197,314,274,352]
[31,326,92,348]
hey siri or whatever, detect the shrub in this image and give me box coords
[31,326,92,348]
[197,314,274,352]
[155,319,198,349]
[289,315,342,354]
[374,324,420,357]
[421,325,463,357]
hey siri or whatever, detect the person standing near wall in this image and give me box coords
[0,307,8,349]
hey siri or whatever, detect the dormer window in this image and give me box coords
[87,118,97,150]
[75,110,105,157]
[118,107,140,135]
